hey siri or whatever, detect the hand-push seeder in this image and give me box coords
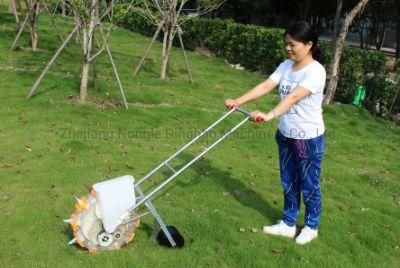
[64,107,255,251]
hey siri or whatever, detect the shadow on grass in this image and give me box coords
[0,12,17,25]
[175,152,281,223]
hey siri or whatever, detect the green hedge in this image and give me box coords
[180,19,286,74]
[119,14,286,74]
[119,12,397,115]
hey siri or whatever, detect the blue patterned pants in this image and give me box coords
[275,130,325,229]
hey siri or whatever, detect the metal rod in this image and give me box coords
[164,162,177,173]
[121,212,151,225]
[136,108,237,186]
[236,107,251,116]
[129,115,249,213]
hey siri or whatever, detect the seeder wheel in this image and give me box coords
[68,192,140,252]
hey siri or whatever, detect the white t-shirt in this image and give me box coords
[269,59,326,139]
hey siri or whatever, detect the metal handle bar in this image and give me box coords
[129,107,250,213]
[235,107,251,116]
[135,107,250,186]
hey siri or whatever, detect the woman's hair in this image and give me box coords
[284,21,325,64]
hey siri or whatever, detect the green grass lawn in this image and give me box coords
[0,7,399,268]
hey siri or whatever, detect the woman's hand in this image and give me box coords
[224,98,240,110]
[249,110,268,123]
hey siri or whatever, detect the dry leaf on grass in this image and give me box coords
[349,232,359,237]
[271,248,285,254]
[126,163,135,170]
[1,163,13,168]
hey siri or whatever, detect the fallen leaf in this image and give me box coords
[1,163,13,168]
[271,248,285,254]
[215,246,224,254]
[24,146,32,152]
[126,163,135,170]
[18,117,28,125]
[349,232,359,237]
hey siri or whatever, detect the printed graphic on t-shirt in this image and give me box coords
[279,77,299,115]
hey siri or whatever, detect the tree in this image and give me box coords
[323,0,370,105]
[361,0,396,51]
[331,0,342,49]
[26,0,129,108]
[131,0,225,81]
[7,0,21,26]
[10,0,66,51]
[395,0,400,58]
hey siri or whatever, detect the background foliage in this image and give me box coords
[119,12,398,115]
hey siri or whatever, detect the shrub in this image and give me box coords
[364,77,398,116]
[118,12,396,116]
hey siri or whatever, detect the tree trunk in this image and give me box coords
[79,0,97,102]
[375,23,386,51]
[62,0,66,17]
[396,14,400,58]
[8,0,15,12]
[323,0,369,105]
[80,28,89,102]
[29,0,40,51]
[160,25,170,80]
[332,0,343,50]
[355,21,365,49]
[294,0,310,21]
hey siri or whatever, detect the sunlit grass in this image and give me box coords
[0,7,399,267]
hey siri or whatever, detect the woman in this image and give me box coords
[225,21,326,245]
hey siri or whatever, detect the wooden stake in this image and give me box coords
[177,26,193,84]
[132,21,164,77]
[42,1,65,43]
[10,12,29,51]
[99,27,129,110]
[26,25,79,99]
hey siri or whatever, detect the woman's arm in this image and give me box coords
[250,86,311,122]
[225,78,278,108]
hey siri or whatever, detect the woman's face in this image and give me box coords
[284,34,313,62]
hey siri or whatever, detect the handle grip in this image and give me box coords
[255,116,265,123]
